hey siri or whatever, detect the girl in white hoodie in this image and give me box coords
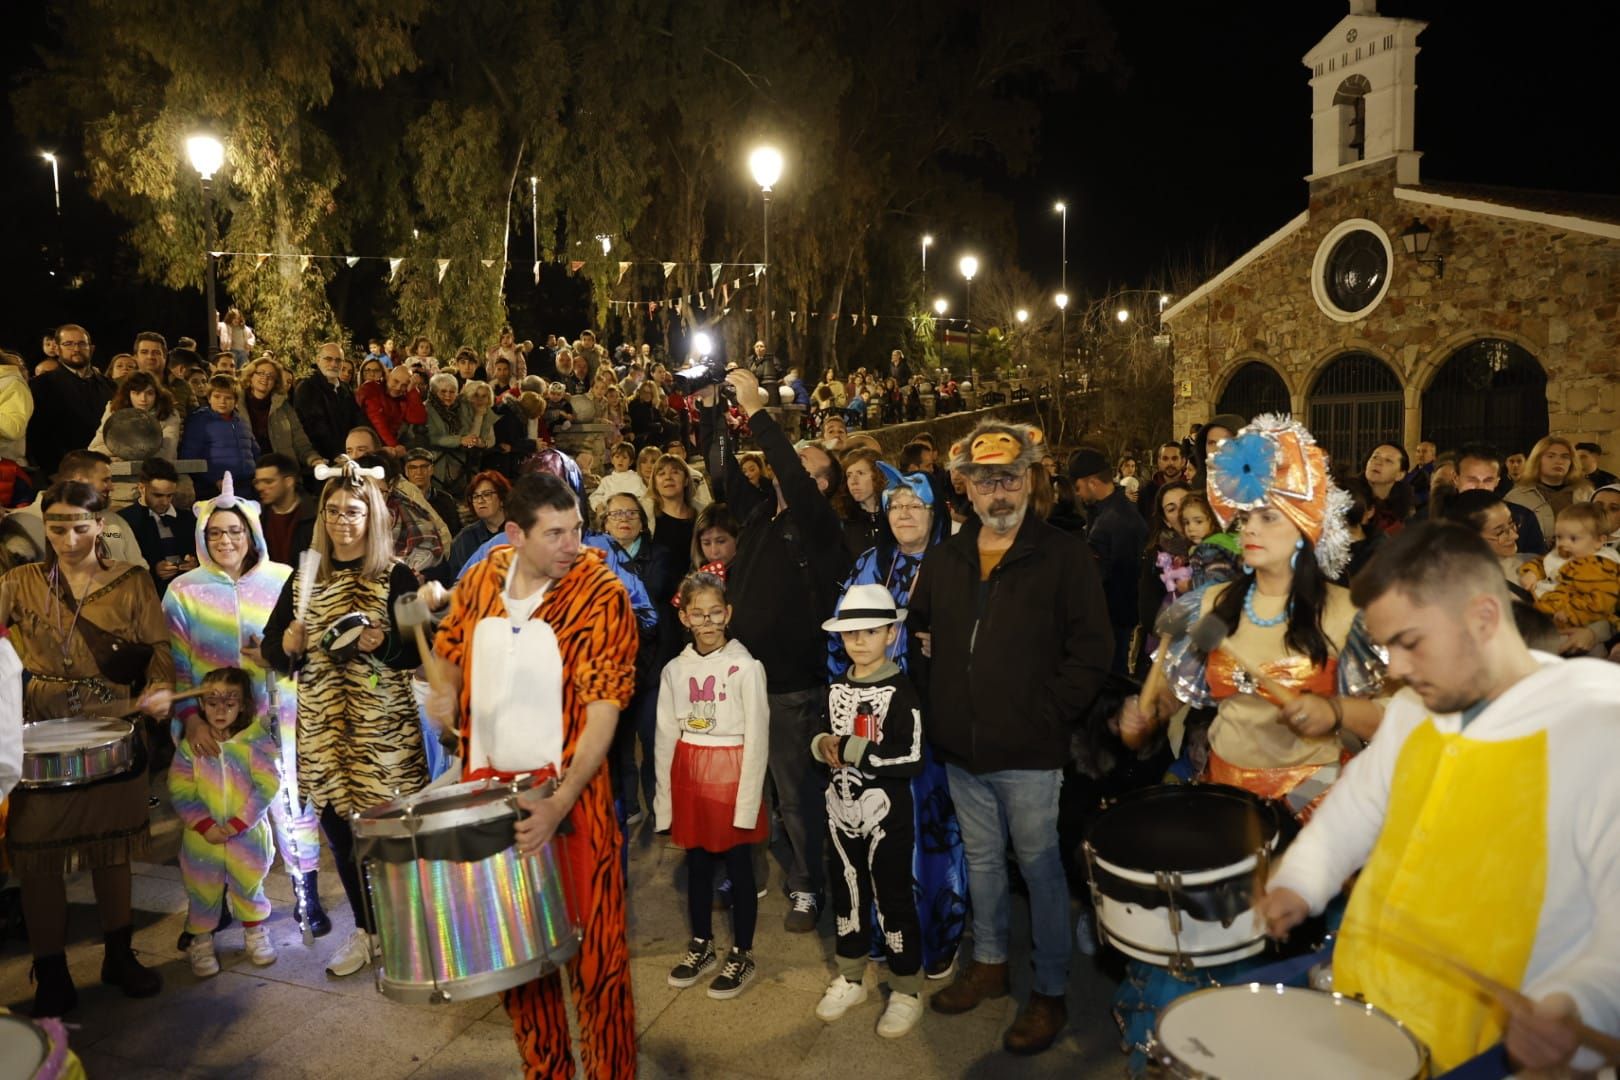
[655,571,769,1001]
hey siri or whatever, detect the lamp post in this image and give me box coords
[1054,201,1067,295]
[921,234,933,292]
[42,152,60,215]
[186,133,225,355]
[748,145,784,372]
[958,255,978,383]
[933,297,948,373]
[1055,291,1069,372]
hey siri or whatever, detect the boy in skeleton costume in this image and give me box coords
[812,584,927,1038]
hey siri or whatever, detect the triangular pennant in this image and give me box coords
[753,265,764,279]
[662,262,676,278]
[436,258,450,282]
[647,303,655,316]
[851,313,859,326]
[732,278,741,291]
[722,307,730,316]
[345,256,360,268]
[481,259,495,268]
[710,263,722,285]
[721,283,731,304]
[209,250,224,258]
[618,262,631,285]
[870,315,878,326]
[255,254,270,270]
[298,255,311,273]
[789,311,796,324]
[533,260,541,285]
[388,257,403,281]
[674,299,682,314]
[568,260,585,273]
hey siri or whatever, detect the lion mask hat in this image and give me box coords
[948,420,1045,478]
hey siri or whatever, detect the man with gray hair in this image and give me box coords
[907,419,1111,1054]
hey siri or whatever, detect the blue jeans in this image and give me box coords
[945,765,1071,997]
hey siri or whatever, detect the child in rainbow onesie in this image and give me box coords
[168,667,283,976]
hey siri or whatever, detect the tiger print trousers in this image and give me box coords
[501,778,636,1079]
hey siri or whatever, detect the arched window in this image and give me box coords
[1216,361,1291,423]
[1308,352,1403,478]
[1421,339,1547,457]
[1334,75,1372,165]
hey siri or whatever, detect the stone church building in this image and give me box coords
[1162,0,1620,477]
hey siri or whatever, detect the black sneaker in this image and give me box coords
[668,937,717,988]
[784,891,819,933]
[706,947,756,1000]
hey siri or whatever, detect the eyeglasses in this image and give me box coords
[604,509,639,522]
[685,609,728,625]
[323,507,368,523]
[58,339,89,349]
[887,501,927,517]
[470,490,501,502]
[205,526,246,540]
[1485,522,1519,541]
[971,474,1026,494]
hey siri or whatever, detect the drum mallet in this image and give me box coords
[80,684,210,718]
[395,592,454,695]
[1188,613,1299,706]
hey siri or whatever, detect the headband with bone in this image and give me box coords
[315,456,386,491]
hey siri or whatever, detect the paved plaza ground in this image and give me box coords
[0,778,1127,1078]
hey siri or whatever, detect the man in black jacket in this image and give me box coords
[293,342,362,461]
[1070,448,1147,675]
[698,367,850,933]
[27,324,113,477]
[908,419,1111,1055]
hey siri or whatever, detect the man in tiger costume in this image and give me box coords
[429,471,640,1079]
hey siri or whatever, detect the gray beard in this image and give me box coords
[979,504,1027,534]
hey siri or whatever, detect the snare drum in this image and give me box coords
[320,612,375,663]
[1150,984,1428,1079]
[354,776,581,1004]
[0,1010,83,1080]
[21,718,138,789]
[1084,784,1280,969]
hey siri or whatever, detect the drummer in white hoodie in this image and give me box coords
[1258,522,1620,1075]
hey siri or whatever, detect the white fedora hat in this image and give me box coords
[821,583,907,632]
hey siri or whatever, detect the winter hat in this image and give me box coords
[822,583,907,632]
[1066,448,1110,483]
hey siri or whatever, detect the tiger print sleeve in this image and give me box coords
[433,557,489,673]
[572,569,638,710]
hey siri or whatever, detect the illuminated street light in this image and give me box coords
[41,152,60,214]
[185,132,226,352]
[1054,292,1069,310]
[958,255,979,375]
[1116,308,1130,323]
[749,144,784,372]
[1015,309,1029,324]
[692,332,714,357]
[933,298,948,317]
[921,234,933,290]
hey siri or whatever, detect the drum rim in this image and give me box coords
[1151,983,1429,1078]
[1087,783,1280,886]
[21,717,138,788]
[321,611,374,647]
[354,775,546,838]
[375,936,582,1005]
[0,1011,51,1068]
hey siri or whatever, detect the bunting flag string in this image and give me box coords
[661,262,676,278]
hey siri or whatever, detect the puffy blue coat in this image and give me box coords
[179,406,260,496]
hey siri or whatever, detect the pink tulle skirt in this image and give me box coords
[670,740,767,853]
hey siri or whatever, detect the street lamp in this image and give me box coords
[1055,291,1069,370]
[1054,201,1067,296]
[1116,307,1130,323]
[41,152,60,215]
[921,234,933,292]
[958,255,978,380]
[1015,309,1028,324]
[186,133,226,354]
[748,145,783,375]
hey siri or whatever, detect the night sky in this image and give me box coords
[1,1,1614,351]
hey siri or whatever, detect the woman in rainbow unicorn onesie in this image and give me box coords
[162,474,329,941]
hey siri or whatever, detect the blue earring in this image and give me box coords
[1289,538,1304,570]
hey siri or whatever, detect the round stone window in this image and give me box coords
[1310,218,1395,323]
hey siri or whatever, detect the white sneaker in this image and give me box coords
[876,991,924,1038]
[325,927,371,977]
[244,924,277,966]
[188,932,220,977]
[815,975,868,1022]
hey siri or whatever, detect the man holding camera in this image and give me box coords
[697,366,850,932]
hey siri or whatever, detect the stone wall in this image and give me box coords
[1165,157,1620,469]
[857,401,1041,459]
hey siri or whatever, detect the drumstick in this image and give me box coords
[1189,613,1299,705]
[1341,913,1620,1062]
[393,592,453,694]
[79,685,211,718]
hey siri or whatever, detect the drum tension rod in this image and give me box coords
[402,792,452,1004]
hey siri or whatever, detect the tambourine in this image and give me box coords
[320,612,375,663]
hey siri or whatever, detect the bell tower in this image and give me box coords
[1304,1,1427,184]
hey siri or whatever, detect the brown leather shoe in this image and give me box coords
[1002,991,1067,1055]
[929,960,1009,1015]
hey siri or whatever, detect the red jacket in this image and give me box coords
[355,382,427,447]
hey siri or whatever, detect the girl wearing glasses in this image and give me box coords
[164,474,329,948]
[655,571,770,1000]
[168,666,283,976]
[262,460,428,979]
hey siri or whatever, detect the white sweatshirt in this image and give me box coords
[653,638,769,833]
[588,469,646,515]
[1269,653,1620,1071]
